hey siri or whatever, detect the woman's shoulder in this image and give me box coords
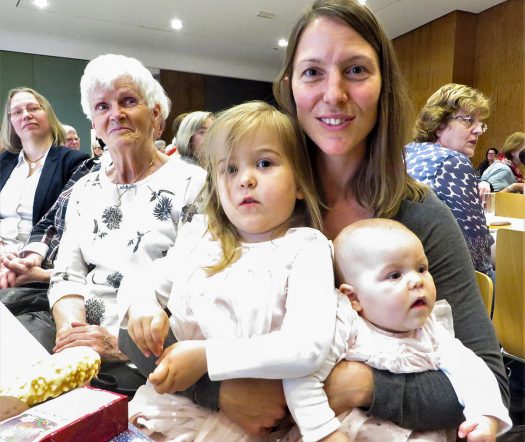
[51,145,89,161]
[0,149,17,161]
[405,141,470,165]
[396,191,456,230]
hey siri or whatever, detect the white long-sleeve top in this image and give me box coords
[49,156,206,336]
[118,218,340,440]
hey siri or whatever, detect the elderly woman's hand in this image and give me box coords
[54,321,128,362]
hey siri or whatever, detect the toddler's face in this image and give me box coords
[347,232,436,333]
[215,128,303,243]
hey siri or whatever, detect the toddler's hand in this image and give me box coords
[127,299,169,357]
[458,415,498,442]
[149,340,207,394]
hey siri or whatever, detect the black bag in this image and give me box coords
[0,284,50,316]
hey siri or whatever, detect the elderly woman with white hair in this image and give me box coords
[174,111,214,166]
[47,54,206,391]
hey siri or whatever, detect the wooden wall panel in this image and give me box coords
[159,69,205,144]
[393,14,456,138]
[472,0,525,167]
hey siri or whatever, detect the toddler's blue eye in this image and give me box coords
[257,159,272,168]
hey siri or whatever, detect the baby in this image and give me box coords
[328,218,511,441]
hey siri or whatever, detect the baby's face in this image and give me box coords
[348,233,436,333]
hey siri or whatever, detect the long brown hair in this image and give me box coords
[202,101,322,275]
[1,87,66,154]
[273,0,426,218]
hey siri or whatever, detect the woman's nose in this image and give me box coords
[108,104,125,120]
[471,123,484,135]
[323,71,349,105]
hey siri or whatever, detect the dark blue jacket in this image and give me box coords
[0,145,89,225]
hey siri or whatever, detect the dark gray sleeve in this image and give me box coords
[366,191,509,430]
[118,325,222,411]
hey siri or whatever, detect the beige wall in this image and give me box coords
[393,0,525,168]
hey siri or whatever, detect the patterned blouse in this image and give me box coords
[405,142,493,274]
[48,156,206,335]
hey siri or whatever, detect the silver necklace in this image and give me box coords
[113,157,155,209]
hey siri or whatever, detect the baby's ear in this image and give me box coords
[339,283,362,312]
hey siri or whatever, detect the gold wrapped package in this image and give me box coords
[0,346,101,406]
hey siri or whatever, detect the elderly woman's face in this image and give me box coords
[190,117,214,160]
[436,110,485,158]
[9,92,50,143]
[90,78,158,149]
[291,17,381,159]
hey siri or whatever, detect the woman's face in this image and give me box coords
[487,149,497,163]
[436,111,485,158]
[90,77,159,151]
[9,91,51,144]
[291,17,381,160]
[190,117,214,161]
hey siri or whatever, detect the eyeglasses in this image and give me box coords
[449,115,488,133]
[8,105,44,119]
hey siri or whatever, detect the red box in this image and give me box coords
[0,387,127,441]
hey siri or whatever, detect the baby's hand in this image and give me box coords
[458,415,498,442]
[127,299,169,357]
[149,340,207,394]
[321,430,350,442]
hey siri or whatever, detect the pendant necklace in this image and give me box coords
[113,157,155,210]
[24,152,46,169]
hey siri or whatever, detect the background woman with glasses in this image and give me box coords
[481,131,525,193]
[0,87,88,259]
[405,83,495,282]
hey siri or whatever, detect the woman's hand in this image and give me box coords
[54,321,128,362]
[219,379,287,436]
[0,252,48,288]
[149,341,207,394]
[323,360,374,415]
[503,182,524,193]
[478,181,491,199]
[127,299,169,358]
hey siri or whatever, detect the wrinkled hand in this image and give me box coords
[54,321,127,362]
[219,378,287,436]
[0,252,47,288]
[127,300,169,358]
[324,360,374,416]
[149,341,207,394]
[458,416,497,442]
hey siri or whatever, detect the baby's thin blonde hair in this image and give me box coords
[202,101,322,275]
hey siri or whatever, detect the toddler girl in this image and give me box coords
[121,101,346,441]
